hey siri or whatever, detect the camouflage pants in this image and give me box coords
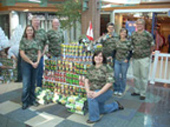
[132,57,150,97]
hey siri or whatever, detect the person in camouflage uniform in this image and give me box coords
[131,19,155,100]
[94,22,119,58]
[32,16,48,87]
[47,18,64,58]
[84,50,124,123]
[113,28,132,96]
[19,25,41,110]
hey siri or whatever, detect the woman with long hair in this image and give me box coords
[113,28,132,96]
[19,25,41,110]
[85,50,124,123]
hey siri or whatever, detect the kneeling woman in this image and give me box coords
[19,25,41,110]
[85,50,124,123]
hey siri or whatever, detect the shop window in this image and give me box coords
[0,14,10,38]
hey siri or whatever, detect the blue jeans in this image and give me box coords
[88,90,119,121]
[37,56,44,87]
[114,59,129,93]
[21,59,38,105]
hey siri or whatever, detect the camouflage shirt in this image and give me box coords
[115,39,132,61]
[96,32,119,57]
[47,29,64,57]
[19,38,40,62]
[35,28,48,53]
[131,31,154,59]
[85,64,114,90]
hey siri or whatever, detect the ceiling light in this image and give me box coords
[23,9,29,12]
[101,0,140,4]
[29,0,41,3]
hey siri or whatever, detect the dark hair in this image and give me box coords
[119,28,128,38]
[106,22,115,28]
[92,50,107,65]
[23,25,35,39]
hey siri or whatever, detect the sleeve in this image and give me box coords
[45,32,49,45]
[84,68,91,80]
[105,65,114,83]
[19,39,25,51]
[96,34,107,45]
[126,40,133,60]
[47,30,51,43]
[35,39,41,51]
[148,33,155,47]
[42,30,48,45]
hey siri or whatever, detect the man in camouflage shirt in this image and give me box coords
[32,16,48,87]
[94,22,119,58]
[47,18,64,58]
[131,19,155,100]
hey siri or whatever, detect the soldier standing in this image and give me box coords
[131,19,155,100]
[47,18,64,58]
[94,22,119,59]
[32,16,48,87]
[19,25,41,109]
[113,28,132,96]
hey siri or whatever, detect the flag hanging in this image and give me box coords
[86,21,94,41]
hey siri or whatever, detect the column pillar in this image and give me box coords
[81,0,100,40]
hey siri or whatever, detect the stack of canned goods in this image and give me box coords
[0,58,17,83]
[41,42,103,115]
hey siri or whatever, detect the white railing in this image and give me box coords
[149,51,170,84]
[127,51,170,84]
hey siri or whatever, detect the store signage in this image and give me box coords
[27,13,65,21]
[126,21,136,36]
[47,15,58,20]
[27,13,46,20]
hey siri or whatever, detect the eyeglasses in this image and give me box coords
[136,23,144,26]
[108,27,114,29]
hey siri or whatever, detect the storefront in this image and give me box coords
[0,0,80,44]
[0,12,10,38]
[110,8,170,52]
[0,10,81,44]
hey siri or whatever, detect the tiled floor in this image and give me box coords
[0,81,170,127]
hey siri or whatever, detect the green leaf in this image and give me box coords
[55,0,82,29]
